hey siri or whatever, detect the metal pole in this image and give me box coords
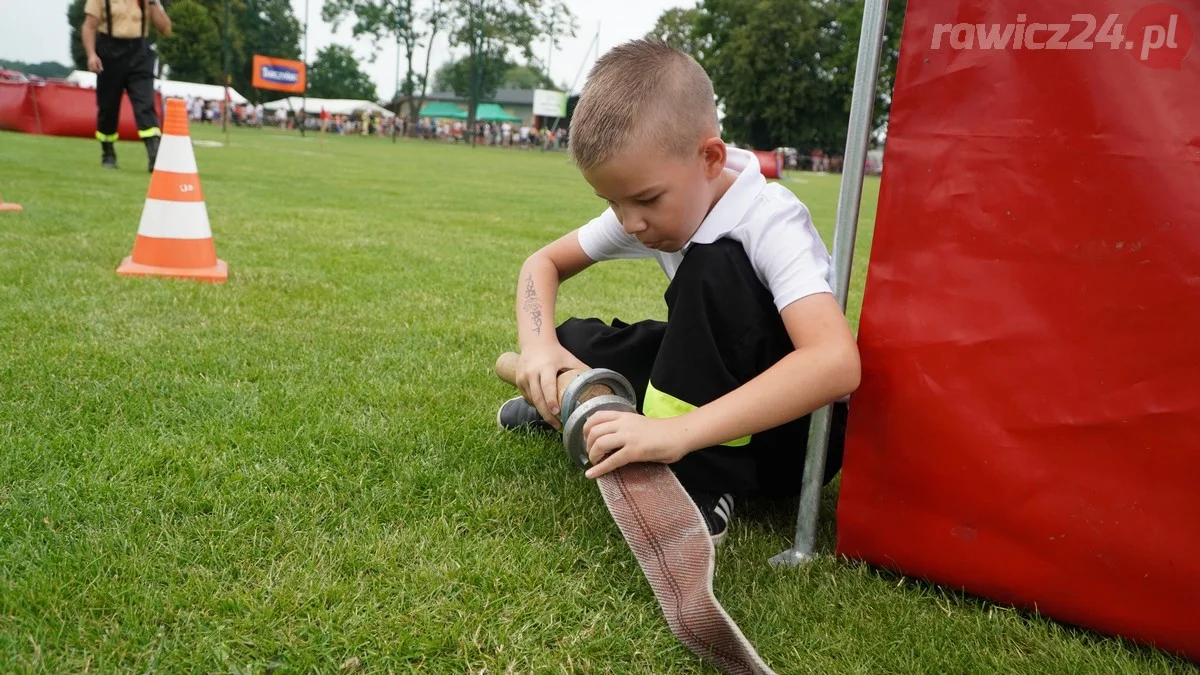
[470,0,483,147]
[769,0,890,568]
[301,0,310,137]
[394,32,402,144]
[222,0,230,133]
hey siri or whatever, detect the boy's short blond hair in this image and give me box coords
[569,38,719,171]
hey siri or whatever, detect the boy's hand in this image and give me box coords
[515,345,589,430]
[581,412,689,479]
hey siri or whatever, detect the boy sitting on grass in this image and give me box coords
[498,38,860,544]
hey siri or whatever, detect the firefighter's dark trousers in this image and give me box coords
[94,34,160,143]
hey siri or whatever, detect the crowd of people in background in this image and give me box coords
[417,121,568,151]
[182,96,281,128]
[171,95,850,169]
[174,94,570,151]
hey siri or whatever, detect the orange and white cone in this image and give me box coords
[117,97,227,282]
[0,193,21,212]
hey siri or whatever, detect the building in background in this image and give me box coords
[396,88,535,126]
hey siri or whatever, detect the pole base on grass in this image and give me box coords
[768,548,819,567]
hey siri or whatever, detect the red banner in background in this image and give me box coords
[837,0,1199,663]
[251,55,306,94]
[0,81,160,140]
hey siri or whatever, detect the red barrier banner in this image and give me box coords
[0,82,159,141]
[837,0,1199,663]
[0,81,39,134]
[753,149,782,179]
[252,55,306,94]
[37,83,158,141]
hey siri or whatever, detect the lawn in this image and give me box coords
[0,125,1192,673]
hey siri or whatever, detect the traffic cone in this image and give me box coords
[117,97,227,282]
[0,193,21,212]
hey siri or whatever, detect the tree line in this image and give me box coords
[0,60,74,78]
[64,0,574,131]
[319,0,575,141]
[67,0,303,99]
[649,0,907,154]
[59,0,906,151]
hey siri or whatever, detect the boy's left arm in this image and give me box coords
[582,291,860,479]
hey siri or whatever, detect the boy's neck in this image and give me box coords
[705,169,737,217]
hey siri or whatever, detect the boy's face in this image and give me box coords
[582,137,728,253]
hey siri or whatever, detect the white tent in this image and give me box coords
[262,96,394,118]
[65,70,250,104]
[157,79,248,104]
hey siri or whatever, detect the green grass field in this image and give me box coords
[0,126,1193,673]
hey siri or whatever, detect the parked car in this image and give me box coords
[0,69,30,83]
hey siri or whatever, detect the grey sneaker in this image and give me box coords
[497,396,554,431]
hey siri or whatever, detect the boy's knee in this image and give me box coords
[556,317,609,354]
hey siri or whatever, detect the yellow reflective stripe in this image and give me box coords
[643,380,751,447]
[138,127,162,138]
[95,131,119,142]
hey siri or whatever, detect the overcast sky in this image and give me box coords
[2,0,691,98]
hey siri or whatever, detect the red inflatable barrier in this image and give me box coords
[753,149,782,179]
[0,82,159,141]
[837,0,1199,663]
[0,81,39,134]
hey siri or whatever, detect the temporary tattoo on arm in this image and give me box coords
[523,274,544,335]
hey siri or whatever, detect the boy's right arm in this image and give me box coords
[514,229,596,428]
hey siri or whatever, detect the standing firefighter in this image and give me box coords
[81,0,173,171]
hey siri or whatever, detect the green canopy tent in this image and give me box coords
[418,102,467,119]
[474,103,523,123]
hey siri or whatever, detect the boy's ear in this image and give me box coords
[700,136,727,179]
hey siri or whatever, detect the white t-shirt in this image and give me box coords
[576,147,834,313]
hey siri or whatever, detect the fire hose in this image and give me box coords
[495,353,776,675]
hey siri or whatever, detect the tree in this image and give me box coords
[189,0,246,86]
[691,0,906,153]
[434,56,554,93]
[237,0,303,97]
[445,0,574,145]
[0,60,72,78]
[536,1,575,77]
[321,0,449,134]
[308,44,378,100]
[158,0,224,84]
[164,0,302,98]
[502,63,554,89]
[322,0,414,92]
[646,6,708,60]
[831,0,907,144]
[433,52,506,97]
[67,0,88,70]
